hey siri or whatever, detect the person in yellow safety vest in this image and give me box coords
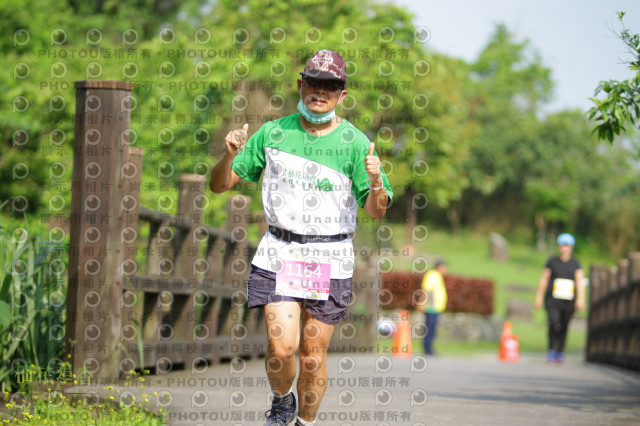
[418,259,448,355]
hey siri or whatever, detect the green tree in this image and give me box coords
[2,0,471,234]
[458,24,553,229]
[587,12,640,143]
[0,0,185,215]
[524,111,597,250]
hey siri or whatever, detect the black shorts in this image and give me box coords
[247,266,352,325]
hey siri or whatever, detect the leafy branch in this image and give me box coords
[587,12,640,142]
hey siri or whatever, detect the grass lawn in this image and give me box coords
[374,226,598,354]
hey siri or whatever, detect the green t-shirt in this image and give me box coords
[231,113,393,279]
[232,113,393,236]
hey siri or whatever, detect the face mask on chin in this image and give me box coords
[297,98,336,124]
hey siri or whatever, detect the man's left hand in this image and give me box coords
[365,142,382,185]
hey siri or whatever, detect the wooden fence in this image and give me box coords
[65,80,379,382]
[64,80,267,382]
[587,252,640,370]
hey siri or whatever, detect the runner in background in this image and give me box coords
[416,259,448,355]
[535,233,585,364]
[209,49,392,426]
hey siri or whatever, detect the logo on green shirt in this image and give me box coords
[316,178,334,192]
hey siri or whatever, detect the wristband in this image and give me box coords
[370,184,384,191]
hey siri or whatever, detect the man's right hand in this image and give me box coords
[210,123,248,194]
[224,123,249,157]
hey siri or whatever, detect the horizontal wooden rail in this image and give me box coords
[128,275,238,298]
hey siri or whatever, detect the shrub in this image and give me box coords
[0,222,67,393]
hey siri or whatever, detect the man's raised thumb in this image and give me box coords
[242,123,249,133]
[368,142,375,156]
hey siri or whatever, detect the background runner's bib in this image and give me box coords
[552,278,575,300]
[544,256,582,302]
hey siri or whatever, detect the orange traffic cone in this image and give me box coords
[499,321,520,362]
[392,310,412,358]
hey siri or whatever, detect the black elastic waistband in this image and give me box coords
[268,225,349,244]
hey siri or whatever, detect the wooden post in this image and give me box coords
[219,195,251,357]
[630,253,640,369]
[66,80,133,381]
[617,259,629,321]
[206,232,226,284]
[629,253,640,282]
[119,146,144,372]
[254,212,269,238]
[608,267,618,323]
[618,259,629,288]
[174,174,205,278]
[587,264,605,362]
[143,220,173,350]
[174,174,206,366]
[597,267,609,305]
[223,195,251,288]
[201,230,227,363]
[586,265,594,361]
[629,253,640,339]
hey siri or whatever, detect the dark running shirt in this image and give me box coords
[545,256,582,302]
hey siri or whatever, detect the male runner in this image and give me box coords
[210,49,392,425]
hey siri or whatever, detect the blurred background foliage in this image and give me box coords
[0,0,639,257]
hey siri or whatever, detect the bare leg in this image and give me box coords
[264,301,302,396]
[297,309,335,422]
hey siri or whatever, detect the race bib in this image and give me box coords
[275,250,331,301]
[552,278,575,300]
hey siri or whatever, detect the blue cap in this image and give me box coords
[557,233,575,246]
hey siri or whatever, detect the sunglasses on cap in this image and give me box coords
[302,77,345,92]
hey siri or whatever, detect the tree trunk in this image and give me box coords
[447,202,462,236]
[535,213,546,252]
[405,188,417,251]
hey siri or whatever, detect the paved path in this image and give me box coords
[68,352,640,425]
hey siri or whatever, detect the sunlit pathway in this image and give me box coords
[67,352,640,425]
